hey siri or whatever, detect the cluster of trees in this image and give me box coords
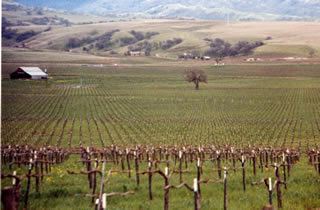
[95,29,120,50]
[129,30,144,41]
[2,17,29,28]
[3,29,39,43]
[127,41,155,56]
[129,30,159,41]
[3,15,71,26]
[2,27,17,40]
[2,17,17,39]
[120,37,137,46]
[161,38,183,50]
[124,37,183,56]
[67,29,159,51]
[65,37,93,49]
[2,18,42,42]
[145,31,160,39]
[204,38,264,59]
[120,30,159,47]
[65,29,120,50]
[16,30,39,42]
[28,16,71,26]
[29,17,50,25]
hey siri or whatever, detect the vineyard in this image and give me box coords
[1,63,320,209]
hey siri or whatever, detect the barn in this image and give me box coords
[10,67,48,80]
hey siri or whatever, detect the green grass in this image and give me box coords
[254,45,318,57]
[1,155,319,210]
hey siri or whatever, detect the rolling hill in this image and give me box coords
[11,0,320,21]
[2,0,320,61]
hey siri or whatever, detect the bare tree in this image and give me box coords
[309,49,315,57]
[184,69,208,90]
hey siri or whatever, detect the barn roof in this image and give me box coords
[18,67,47,76]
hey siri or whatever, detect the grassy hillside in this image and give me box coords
[2,0,110,25]
[3,18,320,59]
[3,0,320,59]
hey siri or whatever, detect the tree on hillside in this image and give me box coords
[184,69,208,90]
[204,38,264,61]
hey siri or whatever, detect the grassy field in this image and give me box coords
[2,58,320,209]
[2,63,320,148]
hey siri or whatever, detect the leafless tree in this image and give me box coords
[309,49,315,57]
[184,69,208,90]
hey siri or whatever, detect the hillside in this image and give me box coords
[2,0,111,26]
[3,18,320,59]
[12,0,320,21]
[2,1,320,61]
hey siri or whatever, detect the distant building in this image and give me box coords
[245,57,261,62]
[129,51,145,56]
[10,67,48,80]
[179,52,193,60]
[202,56,211,60]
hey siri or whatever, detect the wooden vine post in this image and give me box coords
[231,148,236,173]
[24,158,33,209]
[194,178,201,210]
[120,151,125,171]
[252,150,256,176]
[268,177,273,205]
[92,158,98,204]
[179,150,183,183]
[126,148,131,178]
[134,151,140,185]
[140,160,154,200]
[148,161,153,200]
[251,177,274,207]
[241,155,246,192]
[274,163,286,209]
[282,153,287,190]
[34,152,40,193]
[217,150,222,179]
[286,149,291,177]
[259,149,264,173]
[223,167,228,210]
[197,158,201,196]
[164,167,170,210]
[97,161,106,210]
